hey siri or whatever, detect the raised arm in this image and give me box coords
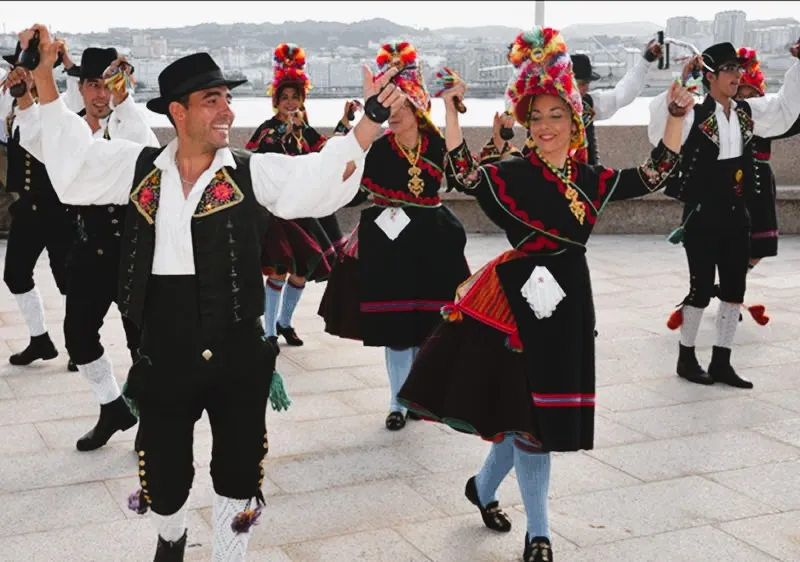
[648,88,693,147]
[592,56,652,121]
[109,93,160,147]
[62,74,83,114]
[749,58,800,138]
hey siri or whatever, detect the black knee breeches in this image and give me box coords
[3,203,73,295]
[683,228,750,308]
[63,254,141,365]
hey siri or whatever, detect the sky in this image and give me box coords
[0,1,796,34]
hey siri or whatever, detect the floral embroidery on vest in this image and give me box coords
[130,168,161,225]
[193,167,245,217]
[699,114,719,147]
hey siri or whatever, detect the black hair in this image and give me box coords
[165,93,192,127]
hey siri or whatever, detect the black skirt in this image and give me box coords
[398,251,597,452]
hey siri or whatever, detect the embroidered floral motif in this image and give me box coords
[193,168,245,217]
[638,145,681,190]
[699,115,719,146]
[446,141,480,189]
[130,168,161,225]
[582,105,595,127]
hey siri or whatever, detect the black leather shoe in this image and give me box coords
[67,359,78,372]
[708,346,753,389]
[385,411,407,431]
[677,344,713,385]
[267,335,280,356]
[276,323,304,346]
[9,333,58,366]
[464,476,511,532]
[524,533,553,562]
[154,529,187,562]
[76,396,138,452]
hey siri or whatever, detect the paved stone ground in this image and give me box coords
[1,234,799,562]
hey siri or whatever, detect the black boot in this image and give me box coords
[9,333,58,365]
[708,346,753,389]
[154,530,187,562]
[76,396,138,452]
[276,323,304,346]
[677,344,713,385]
[523,534,553,561]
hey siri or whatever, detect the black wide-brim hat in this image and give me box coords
[146,52,247,115]
[75,47,119,80]
[702,42,747,72]
[2,41,63,68]
[571,54,601,82]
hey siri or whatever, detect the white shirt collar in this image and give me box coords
[713,97,739,112]
[153,137,238,172]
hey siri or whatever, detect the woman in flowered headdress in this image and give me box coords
[247,43,356,350]
[734,47,800,277]
[318,41,471,431]
[397,27,693,560]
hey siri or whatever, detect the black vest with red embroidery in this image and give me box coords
[118,146,271,337]
[664,95,757,207]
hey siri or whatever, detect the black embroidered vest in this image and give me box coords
[118,147,271,338]
[582,94,599,165]
[4,106,62,208]
[664,95,757,208]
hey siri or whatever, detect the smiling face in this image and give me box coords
[526,93,573,161]
[79,78,112,120]
[707,61,744,99]
[170,86,235,151]
[276,85,303,119]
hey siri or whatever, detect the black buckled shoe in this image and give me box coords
[524,534,553,562]
[76,396,138,452]
[385,411,407,431]
[154,529,187,562]
[276,323,304,346]
[9,333,58,366]
[464,476,511,532]
[677,344,713,385]
[708,346,753,389]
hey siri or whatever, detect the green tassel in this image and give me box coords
[121,380,140,418]
[269,371,292,412]
[666,225,684,245]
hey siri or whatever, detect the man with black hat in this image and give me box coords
[570,40,662,164]
[0,41,82,369]
[14,23,406,562]
[648,41,800,389]
[58,47,159,452]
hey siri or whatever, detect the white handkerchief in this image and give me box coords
[375,207,411,241]
[520,265,566,320]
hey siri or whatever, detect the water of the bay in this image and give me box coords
[136,96,659,128]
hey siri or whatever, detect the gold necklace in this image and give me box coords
[395,134,424,197]
[535,148,585,225]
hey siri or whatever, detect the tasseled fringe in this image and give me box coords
[230,496,265,534]
[440,304,463,322]
[666,225,685,245]
[505,332,523,353]
[667,307,683,330]
[269,371,292,412]
[127,488,149,515]
[746,304,770,326]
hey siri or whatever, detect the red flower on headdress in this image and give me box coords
[737,46,766,96]
[269,43,311,106]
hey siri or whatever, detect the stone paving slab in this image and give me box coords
[0,234,798,561]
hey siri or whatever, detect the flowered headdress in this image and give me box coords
[375,41,439,135]
[505,27,587,163]
[268,43,311,109]
[737,47,766,97]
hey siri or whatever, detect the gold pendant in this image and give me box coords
[408,172,425,197]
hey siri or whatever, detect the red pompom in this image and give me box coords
[667,308,683,330]
[748,304,770,326]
